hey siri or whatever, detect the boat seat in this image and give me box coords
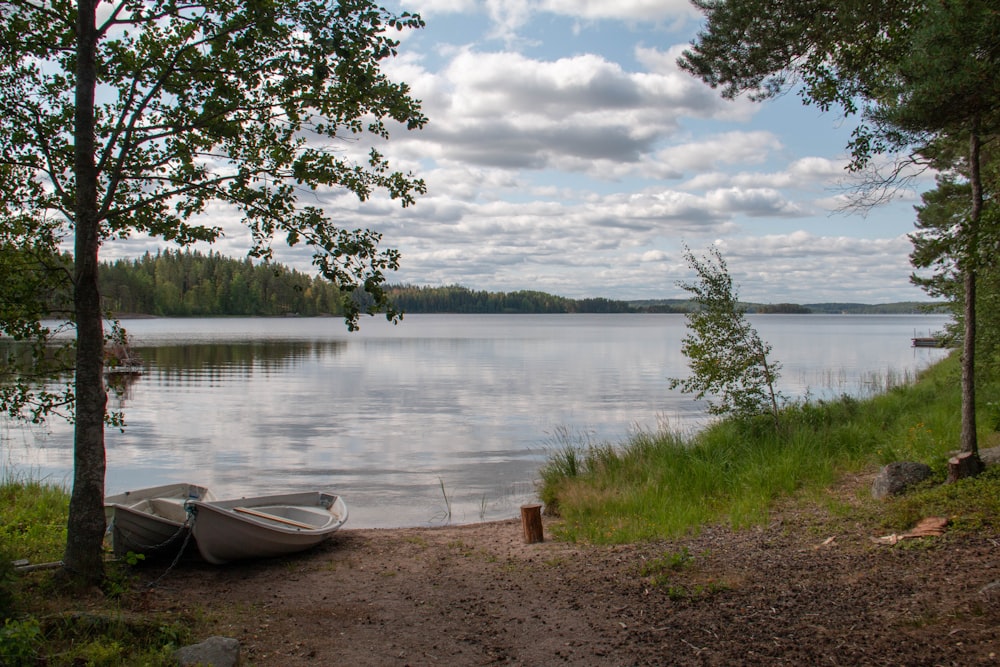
[147,498,189,523]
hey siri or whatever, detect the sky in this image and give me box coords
[104,0,937,304]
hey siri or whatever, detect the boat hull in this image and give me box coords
[104,483,213,559]
[189,491,348,565]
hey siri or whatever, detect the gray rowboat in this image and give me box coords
[187,491,348,565]
[104,482,214,558]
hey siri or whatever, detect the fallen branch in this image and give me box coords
[872,516,948,545]
[14,560,65,573]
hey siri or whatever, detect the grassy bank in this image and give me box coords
[540,352,1000,543]
[1,480,188,665]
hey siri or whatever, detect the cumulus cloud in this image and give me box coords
[101,1,930,305]
[403,0,700,36]
[541,0,699,22]
[390,45,758,178]
[705,188,806,218]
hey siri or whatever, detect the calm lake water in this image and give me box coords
[2,314,950,528]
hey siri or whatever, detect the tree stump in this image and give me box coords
[520,504,544,544]
[948,451,984,483]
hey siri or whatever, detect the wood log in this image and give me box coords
[948,451,984,483]
[521,504,544,544]
[14,560,64,573]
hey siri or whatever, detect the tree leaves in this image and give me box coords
[2,0,427,329]
[669,246,783,426]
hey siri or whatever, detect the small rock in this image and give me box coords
[871,461,932,499]
[174,636,240,667]
[979,445,1000,466]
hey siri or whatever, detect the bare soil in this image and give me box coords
[142,476,1000,666]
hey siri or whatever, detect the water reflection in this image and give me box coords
[3,314,951,528]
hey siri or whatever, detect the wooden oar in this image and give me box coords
[233,506,316,530]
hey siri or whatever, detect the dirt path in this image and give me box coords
[144,495,1000,666]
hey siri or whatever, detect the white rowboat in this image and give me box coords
[104,483,214,558]
[188,491,348,564]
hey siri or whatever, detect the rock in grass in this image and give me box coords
[174,636,240,667]
[871,462,933,499]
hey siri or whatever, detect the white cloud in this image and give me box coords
[391,46,759,177]
[100,1,932,305]
[402,0,700,35]
[705,188,806,218]
[400,0,478,16]
[541,0,699,22]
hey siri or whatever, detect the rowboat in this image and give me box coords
[187,491,348,565]
[104,483,214,558]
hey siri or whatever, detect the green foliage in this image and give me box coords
[679,0,999,459]
[386,284,637,314]
[0,546,15,620]
[638,548,729,599]
[911,164,1000,373]
[0,617,42,665]
[639,547,693,580]
[101,249,346,317]
[0,220,76,423]
[2,0,427,329]
[543,352,996,545]
[678,0,919,121]
[882,465,1000,532]
[867,0,1000,144]
[669,246,783,425]
[538,428,622,513]
[910,173,972,302]
[27,613,189,667]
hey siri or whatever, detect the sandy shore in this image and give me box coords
[135,483,1000,666]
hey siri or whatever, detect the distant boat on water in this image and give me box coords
[911,337,942,348]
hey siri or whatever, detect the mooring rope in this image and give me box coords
[144,507,197,589]
[111,515,191,555]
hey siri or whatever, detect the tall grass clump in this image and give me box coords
[0,476,70,566]
[541,353,986,544]
[0,476,69,620]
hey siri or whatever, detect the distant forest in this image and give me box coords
[99,250,944,317]
[101,250,345,317]
[385,284,634,314]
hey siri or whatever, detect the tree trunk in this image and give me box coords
[960,123,982,459]
[63,0,106,583]
[948,451,984,483]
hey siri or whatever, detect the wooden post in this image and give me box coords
[520,504,544,544]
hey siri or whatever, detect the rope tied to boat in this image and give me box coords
[143,505,198,589]
[111,510,192,555]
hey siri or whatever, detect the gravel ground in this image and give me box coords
[142,477,1000,666]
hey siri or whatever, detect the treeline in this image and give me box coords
[97,250,944,317]
[384,284,638,314]
[801,302,948,315]
[631,299,943,315]
[100,250,345,317]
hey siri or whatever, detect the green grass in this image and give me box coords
[0,476,189,666]
[540,352,998,544]
[0,477,69,565]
